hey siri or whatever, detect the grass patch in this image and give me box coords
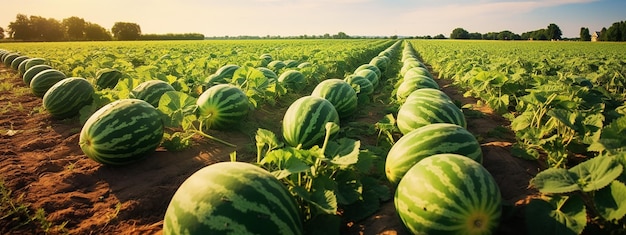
[0,179,68,234]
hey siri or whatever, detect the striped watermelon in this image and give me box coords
[397,90,466,134]
[79,99,164,165]
[311,79,358,118]
[163,161,304,235]
[385,123,483,185]
[282,96,340,148]
[30,69,67,98]
[259,54,273,67]
[370,55,390,72]
[354,64,381,79]
[2,53,19,67]
[395,154,501,235]
[404,66,434,79]
[215,64,240,79]
[95,68,123,89]
[395,75,439,101]
[10,56,29,71]
[257,67,278,81]
[278,70,305,90]
[268,60,286,71]
[400,62,428,78]
[23,58,46,72]
[196,84,251,130]
[344,74,373,96]
[130,80,176,107]
[43,77,95,119]
[355,69,379,88]
[284,60,299,68]
[23,64,53,86]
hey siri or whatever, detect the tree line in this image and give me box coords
[580,20,626,41]
[449,23,563,40]
[0,14,204,41]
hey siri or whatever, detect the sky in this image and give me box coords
[1,0,625,38]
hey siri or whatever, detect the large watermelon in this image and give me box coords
[268,60,286,71]
[43,77,95,119]
[396,91,466,134]
[344,74,373,97]
[163,161,304,235]
[369,55,390,72]
[395,75,439,101]
[196,84,251,130]
[355,69,379,88]
[23,58,46,72]
[2,53,20,67]
[404,66,433,79]
[10,56,29,71]
[95,68,123,89]
[79,99,164,165]
[395,154,501,235]
[277,70,305,90]
[130,80,176,107]
[311,79,358,118]
[282,96,340,148]
[23,64,53,86]
[30,69,67,98]
[259,54,273,67]
[214,64,240,79]
[385,123,483,185]
[354,64,381,79]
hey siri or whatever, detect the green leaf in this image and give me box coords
[569,155,623,192]
[525,195,587,235]
[255,128,283,153]
[261,149,311,179]
[589,116,626,154]
[158,91,198,128]
[530,168,580,194]
[326,138,360,168]
[594,180,626,221]
[309,189,337,215]
[511,111,533,131]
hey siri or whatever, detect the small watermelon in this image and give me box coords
[196,84,251,130]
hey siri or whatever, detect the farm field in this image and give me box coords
[1,39,624,234]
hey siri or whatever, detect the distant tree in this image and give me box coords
[450,28,469,39]
[29,16,65,41]
[332,32,350,39]
[599,27,608,41]
[8,14,31,40]
[580,27,591,41]
[433,34,446,39]
[111,22,141,40]
[606,22,626,42]
[84,23,112,41]
[468,32,482,39]
[547,23,562,40]
[63,16,86,40]
[0,27,4,39]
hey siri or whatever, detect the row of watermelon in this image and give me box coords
[383,42,503,234]
[163,42,403,234]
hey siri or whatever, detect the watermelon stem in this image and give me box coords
[192,130,236,147]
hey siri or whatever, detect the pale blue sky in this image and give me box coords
[2,0,624,38]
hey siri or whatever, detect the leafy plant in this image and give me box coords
[527,153,626,234]
[255,124,389,234]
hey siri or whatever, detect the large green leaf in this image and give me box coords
[530,168,580,194]
[569,155,623,192]
[594,181,626,221]
[589,116,626,154]
[326,138,360,168]
[261,148,311,179]
[525,195,587,235]
[157,91,197,129]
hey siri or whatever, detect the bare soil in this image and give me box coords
[0,65,541,234]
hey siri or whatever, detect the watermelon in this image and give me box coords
[284,59,299,68]
[257,67,278,81]
[311,79,358,118]
[400,61,427,78]
[196,84,251,130]
[95,68,123,89]
[385,123,483,185]
[30,69,67,98]
[3,53,20,67]
[355,69,379,88]
[344,74,373,97]
[370,55,390,72]
[404,66,434,79]
[282,96,340,148]
[395,75,439,101]
[23,64,53,86]
[163,161,304,235]
[297,62,312,69]
[130,80,176,107]
[10,56,29,71]
[23,58,46,72]
[395,154,501,235]
[204,73,226,86]
[215,64,240,79]
[268,60,286,71]
[397,91,466,134]
[79,99,164,165]
[43,77,95,119]
[354,64,381,79]
[259,53,273,67]
[278,70,305,90]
